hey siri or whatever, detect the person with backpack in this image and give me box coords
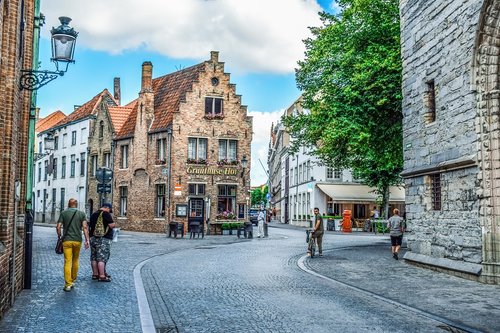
[88,203,116,282]
[56,198,89,292]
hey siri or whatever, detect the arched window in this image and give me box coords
[99,121,104,138]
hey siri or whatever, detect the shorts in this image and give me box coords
[390,235,403,246]
[90,237,112,262]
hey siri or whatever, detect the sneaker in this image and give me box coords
[63,286,71,292]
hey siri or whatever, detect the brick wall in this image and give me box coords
[0,0,35,318]
[114,53,252,233]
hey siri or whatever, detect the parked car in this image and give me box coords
[248,208,259,225]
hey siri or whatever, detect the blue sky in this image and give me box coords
[37,0,337,185]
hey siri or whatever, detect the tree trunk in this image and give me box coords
[381,185,390,219]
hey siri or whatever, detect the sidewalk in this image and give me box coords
[271,222,500,333]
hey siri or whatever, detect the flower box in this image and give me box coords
[187,158,208,165]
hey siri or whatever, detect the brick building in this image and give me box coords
[87,80,133,213]
[401,0,500,283]
[0,0,37,318]
[113,52,252,233]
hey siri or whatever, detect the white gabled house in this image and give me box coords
[33,90,117,222]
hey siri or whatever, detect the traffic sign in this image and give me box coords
[97,183,112,193]
[96,167,113,184]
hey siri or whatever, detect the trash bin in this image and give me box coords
[327,219,335,231]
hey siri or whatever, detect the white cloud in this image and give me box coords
[248,109,284,186]
[41,0,322,74]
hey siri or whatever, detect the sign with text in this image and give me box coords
[186,166,238,176]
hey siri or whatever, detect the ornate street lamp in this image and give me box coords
[20,16,78,91]
[241,155,248,186]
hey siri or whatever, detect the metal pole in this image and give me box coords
[24,1,42,289]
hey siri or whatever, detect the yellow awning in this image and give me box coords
[317,184,405,202]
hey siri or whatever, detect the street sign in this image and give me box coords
[96,167,113,184]
[97,183,112,193]
[266,193,271,201]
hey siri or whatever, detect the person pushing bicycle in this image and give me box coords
[307,207,324,257]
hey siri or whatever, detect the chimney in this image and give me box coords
[141,61,153,92]
[210,51,219,63]
[113,77,121,105]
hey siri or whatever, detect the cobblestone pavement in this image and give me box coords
[1,224,499,333]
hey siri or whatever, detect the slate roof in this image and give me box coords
[35,111,66,133]
[115,62,206,139]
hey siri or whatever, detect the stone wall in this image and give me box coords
[400,0,485,278]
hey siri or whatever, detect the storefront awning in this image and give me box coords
[317,184,405,202]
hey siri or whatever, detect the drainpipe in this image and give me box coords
[24,0,42,290]
[166,127,173,224]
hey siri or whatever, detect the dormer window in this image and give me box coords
[205,97,223,119]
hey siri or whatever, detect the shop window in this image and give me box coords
[119,186,128,217]
[430,173,441,210]
[353,204,366,219]
[217,185,236,216]
[156,184,166,217]
[333,203,342,216]
[218,139,237,163]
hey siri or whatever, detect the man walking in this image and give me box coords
[257,207,265,238]
[307,207,324,257]
[88,203,116,282]
[56,198,89,292]
[388,208,404,260]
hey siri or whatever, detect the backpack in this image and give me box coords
[94,211,109,237]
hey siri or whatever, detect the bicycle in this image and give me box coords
[306,229,316,258]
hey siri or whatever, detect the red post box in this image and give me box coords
[342,209,352,233]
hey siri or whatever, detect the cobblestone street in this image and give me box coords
[1,224,499,333]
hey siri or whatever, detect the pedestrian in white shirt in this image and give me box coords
[257,208,265,238]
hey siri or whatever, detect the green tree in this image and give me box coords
[282,0,402,218]
[251,185,268,207]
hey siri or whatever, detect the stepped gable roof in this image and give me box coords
[108,105,133,134]
[55,89,113,127]
[151,62,205,132]
[115,62,206,139]
[35,110,66,132]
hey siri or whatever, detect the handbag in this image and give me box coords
[55,210,78,254]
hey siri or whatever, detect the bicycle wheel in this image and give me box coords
[309,236,315,258]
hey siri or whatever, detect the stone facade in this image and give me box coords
[401,0,500,283]
[0,0,36,318]
[113,52,252,233]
